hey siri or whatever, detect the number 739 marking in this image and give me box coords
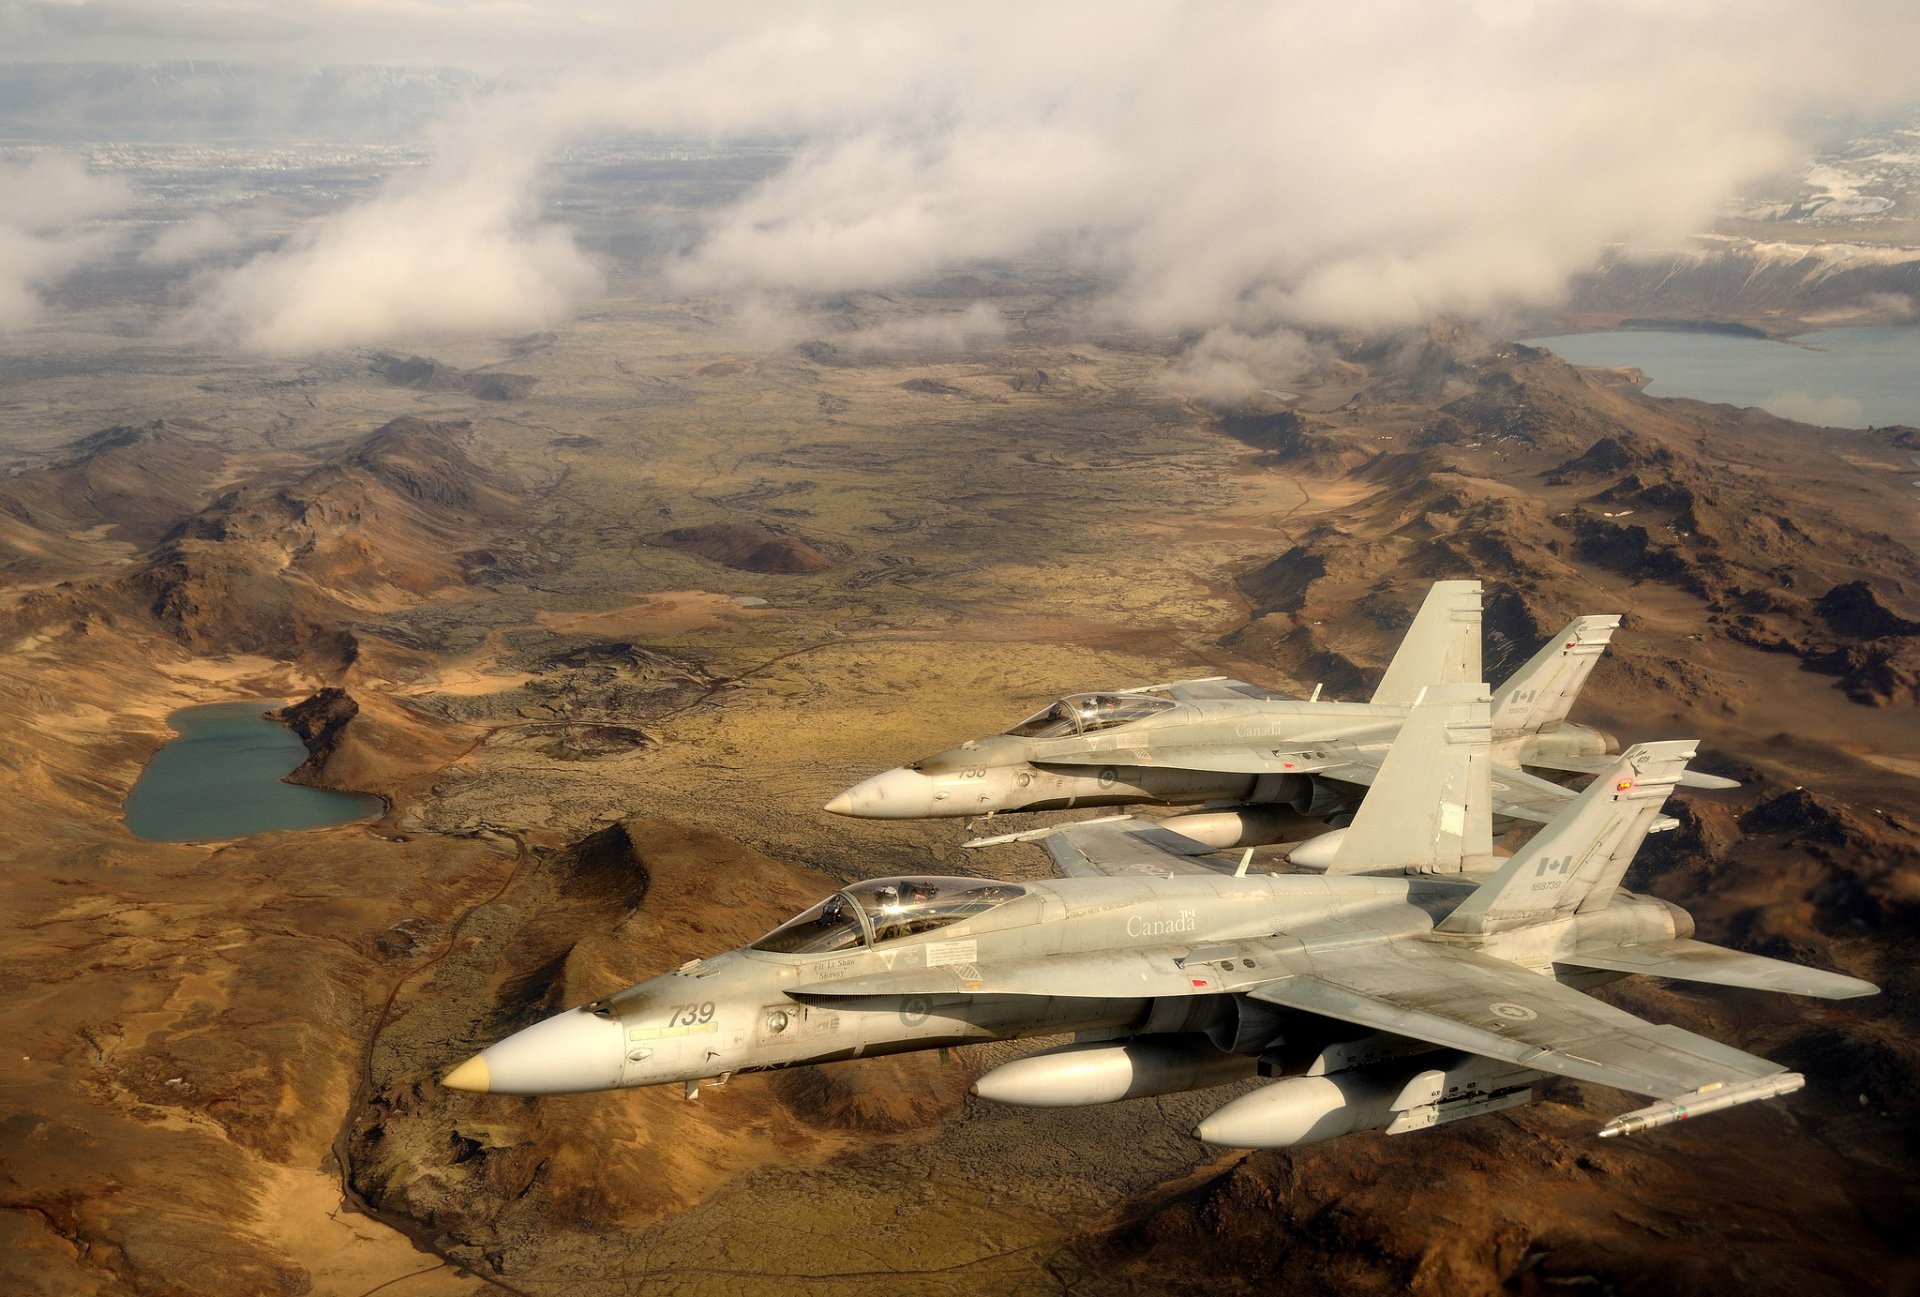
[665,1001,716,1026]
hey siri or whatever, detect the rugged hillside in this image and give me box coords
[370,352,537,402]
[125,417,519,659]
[1224,332,1920,709]
[645,521,833,574]
[0,421,231,574]
[1569,242,1920,329]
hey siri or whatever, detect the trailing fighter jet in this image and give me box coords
[825,579,1735,845]
[442,686,1871,1146]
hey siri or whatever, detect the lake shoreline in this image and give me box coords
[124,699,386,843]
[1520,324,1920,430]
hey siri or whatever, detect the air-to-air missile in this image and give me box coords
[443,684,1872,1147]
[824,579,1737,842]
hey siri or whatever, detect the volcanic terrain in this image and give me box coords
[0,285,1914,1297]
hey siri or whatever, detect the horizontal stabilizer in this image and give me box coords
[1527,753,1739,791]
[1557,938,1878,1000]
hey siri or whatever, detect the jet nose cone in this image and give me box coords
[824,767,937,819]
[446,1006,626,1096]
[442,1054,490,1093]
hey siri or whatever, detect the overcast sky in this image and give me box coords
[4,1,1918,390]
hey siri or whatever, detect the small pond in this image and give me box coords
[125,700,382,842]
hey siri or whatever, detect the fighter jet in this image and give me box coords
[824,580,1733,846]
[442,685,1872,1147]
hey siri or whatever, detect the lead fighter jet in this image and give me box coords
[444,685,1872,1146]
[825,579,1735,846]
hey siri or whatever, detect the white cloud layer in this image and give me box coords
[11,2,1920,376]
[179,135,602,351]
[0,153,131,330]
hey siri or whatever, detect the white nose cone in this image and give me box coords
[823,767,937,819]
[443,1006,626,1095]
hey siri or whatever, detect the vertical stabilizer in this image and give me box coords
[1490,615,1621,737]
[1297,684,1494,876]
[1371,580,1483,707]
[1436,740,1694,935]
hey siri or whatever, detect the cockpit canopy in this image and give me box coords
[750,876,1026,956]
[1003,692,1176,739]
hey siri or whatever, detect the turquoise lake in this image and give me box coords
[124,700,383,842]
[1523,326,1920,429]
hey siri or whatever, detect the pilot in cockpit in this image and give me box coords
[873,884,906,941]
[1075,695,1117,728]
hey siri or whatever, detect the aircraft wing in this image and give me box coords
[1037,816,1246,878]
[1247,939,1790,1102]
[1556,937,1877,999]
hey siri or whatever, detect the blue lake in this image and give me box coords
[1523,326,1920,429]
[125,700,383,842]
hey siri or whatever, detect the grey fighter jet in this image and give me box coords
[824,580,1734,846]
[442,685,1871,1147]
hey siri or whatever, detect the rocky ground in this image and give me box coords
[0,282,1915,1296]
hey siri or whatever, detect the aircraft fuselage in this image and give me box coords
[444,869,1683,1099]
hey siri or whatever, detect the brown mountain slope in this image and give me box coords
[645,521,832,574]
[1225,333,1920,708]
[0,421,231,575]
[123,417,520,658]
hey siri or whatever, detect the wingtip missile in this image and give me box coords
[1597,1073,1805,1138]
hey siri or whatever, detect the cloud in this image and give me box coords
[1161,328,1324,406]
[0,153,131,330]
[654,3,1920,339]
[1755,390,1867,428]
[179,123,602,351]
[140,211,253,266]
[34,2,1917,360]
